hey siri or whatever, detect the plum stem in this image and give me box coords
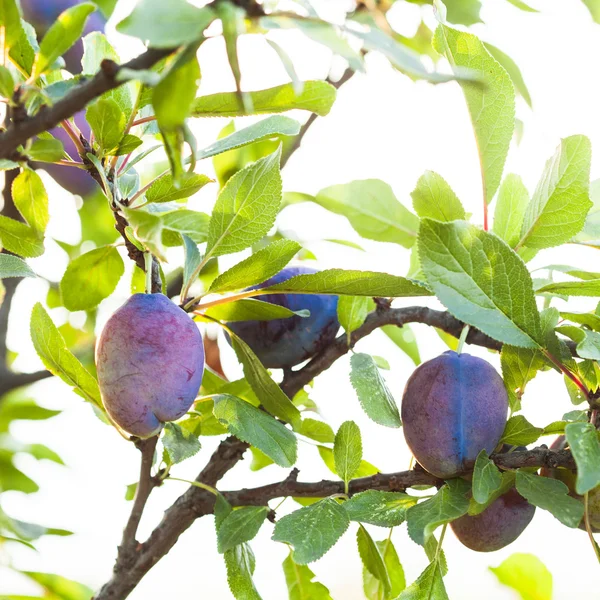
[144,252,153,294]
[584,491,600,563]
[456,324,470,354]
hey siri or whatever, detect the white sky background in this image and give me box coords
[2,0,600,598]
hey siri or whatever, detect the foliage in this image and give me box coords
[0,0,599,598]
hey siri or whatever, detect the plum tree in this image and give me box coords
[226,266,339,369]
[401,351,509,478]
[20,0,105,73]
[451,488,536,552]
[542,436,600,531]
[96,294,205,438]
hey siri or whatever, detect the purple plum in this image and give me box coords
[41,111,98,197]
[20,0,106,74]
[96,293,205,438]
[226,266,339,369]
[450,488,536,552]
[401,351,509,478]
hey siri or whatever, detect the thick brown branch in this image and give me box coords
[0,49,174,161]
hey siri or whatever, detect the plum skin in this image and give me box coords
[226,266,339,369]
[451,488,535,552]
[401,351,509,479]
[541,435,600,531]
[96,294,205,438]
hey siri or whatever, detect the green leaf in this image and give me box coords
[117,1,215,47]
[229,334,301,427]
[333,421,363,485]
[145,172,212,204]
[581,0,600,23]
[364,537,405,599]
[337,296,374,342]
[198,116,300,161]
[357,525,391,599]
[86,98,126,155]
[0,65,14,98]
[82,32,120,75]
[193,80,336,117]
[434,25,515,204]
[272,498,349,564]
[313,180,419,248]
[12,168,48,235]
[9,19,35,76]
[0,0,24,49]
[537,279,600,297]
[162,422,201,465]
[565,421,600,495]
[483,43,532,107]
[205,299,308,322]
[26,138,65,163]
[209,240,301,294]
[382,324,420,365]
[20,571,94,600]
[282,551,332,600]
[218,506,269,554]
[33,3,96,77]
[472,450,502,504]
[469,471,516,516]
[517,136,592,250]
[206,147,282,258]
[224,543,263,600]
[182,234,202,293]
[30,304,103,411]
[297,418,335,444]
[500,344,545,413]
[318,446,379,480]
[263,268,431,298]
[490,553,552,600]
[418,219,541,348]
[0,216,44,257]
[344,490,417,527]
[493,174,530,248]
[397,561,448,600]
[111,134,143,157]
[410,170,465,222]
[213,394,297,467]
[60,246,124,311]
[406,479,470,546]
[350,353,401,428]
[515,470,584,527]
[500,415,543,446]
[0,254,36,279]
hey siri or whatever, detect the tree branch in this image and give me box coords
[280,67,355,168]
[120,436,159,549]
[0,49,174,161]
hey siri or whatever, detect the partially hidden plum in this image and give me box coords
[401,351,509,479]
[20,0,106,74]
[541,435,600,531]
[41,111,98,197]
[96,294,205,438]
[226,266,339,369]
[451,488,536,552]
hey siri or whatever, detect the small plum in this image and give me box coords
[226,266,339,369]
[541,435,600,531]
[96,294,205,438]
[401,351,509,478]
[20,0,106,74]
[450,488,535,552]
